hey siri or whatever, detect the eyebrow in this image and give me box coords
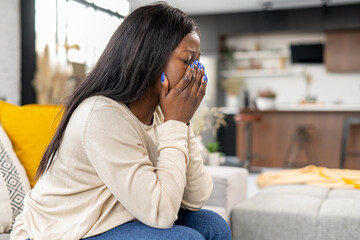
[182,50,201,58]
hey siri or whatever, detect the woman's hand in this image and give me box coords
[160,64,207,124]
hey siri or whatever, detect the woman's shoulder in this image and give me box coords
[71,96,130,128]
[79,96,145,143]
[83,95,127,112]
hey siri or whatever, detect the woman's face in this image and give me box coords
[164,32,201,90]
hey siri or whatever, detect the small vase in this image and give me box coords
[225,94,238,108]
[207,152,221,166]
[255,97,276,110]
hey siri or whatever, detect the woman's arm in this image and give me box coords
[159,63,212,210]
[83,108,189,229]
[181,124,213,210]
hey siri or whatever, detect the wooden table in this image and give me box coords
[235,109,360,169]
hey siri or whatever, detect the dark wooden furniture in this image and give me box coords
[233,113,262,170]
[235,109,360,169]
[217,114,237,156]
[283,124,317,168]
[340,116,360,168]
[325,30,360,72]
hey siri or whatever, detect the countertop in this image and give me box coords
[223,104,360,114]
[275,103,360,112]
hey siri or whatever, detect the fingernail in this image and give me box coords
[190,63,194,69]
[194,60,199,66]
[161,72,165,83]
[198,62,203,70]
[203,73,208,82]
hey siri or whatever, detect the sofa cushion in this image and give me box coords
[231,184,360,240]
[232,194,322,240]
[328,188,360,199]
[317,190,360,239]
[0,125,31,233]
[0,101,62,187]
[257,184,330,199]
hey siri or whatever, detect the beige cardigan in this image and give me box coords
[11,96,213,240]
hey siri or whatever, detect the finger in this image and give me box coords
[186,63,199,91]
[196,74,207,99]
[190,67,204,96]
[160,73,169,99]
[173,64,195,94]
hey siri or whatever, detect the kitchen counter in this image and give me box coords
[276,104,360,112]
[241,104,360,113]
[234,109,360,169]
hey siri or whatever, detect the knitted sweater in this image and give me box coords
[11,96,213,240]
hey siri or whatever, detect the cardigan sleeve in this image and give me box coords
[83,108,189,229]
[180,124,213,210]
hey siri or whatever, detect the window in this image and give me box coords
[35,0,129,70]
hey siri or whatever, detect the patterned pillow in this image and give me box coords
[0,125,31,233]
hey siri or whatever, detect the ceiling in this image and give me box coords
[128,0,360,15]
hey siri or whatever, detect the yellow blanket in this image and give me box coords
[257,165,360,189]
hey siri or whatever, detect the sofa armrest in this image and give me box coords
[0,234,10,240]
[204,166,248,222]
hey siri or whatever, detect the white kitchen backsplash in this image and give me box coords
[241,65,360,106]
[225,32,360,107]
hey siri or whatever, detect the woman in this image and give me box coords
[11,3,231,240]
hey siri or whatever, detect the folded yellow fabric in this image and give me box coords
[257,165,360,189]
[0,101,63,187]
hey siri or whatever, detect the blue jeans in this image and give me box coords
[83,208,232,240]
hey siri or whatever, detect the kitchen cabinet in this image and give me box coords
[235,109,360,169]
[325,30,360,72]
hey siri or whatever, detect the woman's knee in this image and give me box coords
[172,225,205,240]
[83,222,205,240]
[199,209,232,240]
[177,208,232,240]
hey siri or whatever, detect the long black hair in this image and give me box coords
[36,2,199,178]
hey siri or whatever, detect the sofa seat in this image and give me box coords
[231,184,360,240]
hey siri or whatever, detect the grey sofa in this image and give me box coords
[204,166,248,223]
[0,235,9,240]
[231,184,360,240]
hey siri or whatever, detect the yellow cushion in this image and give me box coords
[0,101,63,187]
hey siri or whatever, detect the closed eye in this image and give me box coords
[183,60,191,66]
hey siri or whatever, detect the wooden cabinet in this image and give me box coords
[325,30,360,72]
[235,110,360,169]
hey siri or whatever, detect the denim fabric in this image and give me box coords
[83,208,231,240]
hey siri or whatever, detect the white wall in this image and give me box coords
[0,0,21,105]
[199,54,217,108]
[226,32,360,107]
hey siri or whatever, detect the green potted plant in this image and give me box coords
[205,142,224,166]
[191,102,227,165]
